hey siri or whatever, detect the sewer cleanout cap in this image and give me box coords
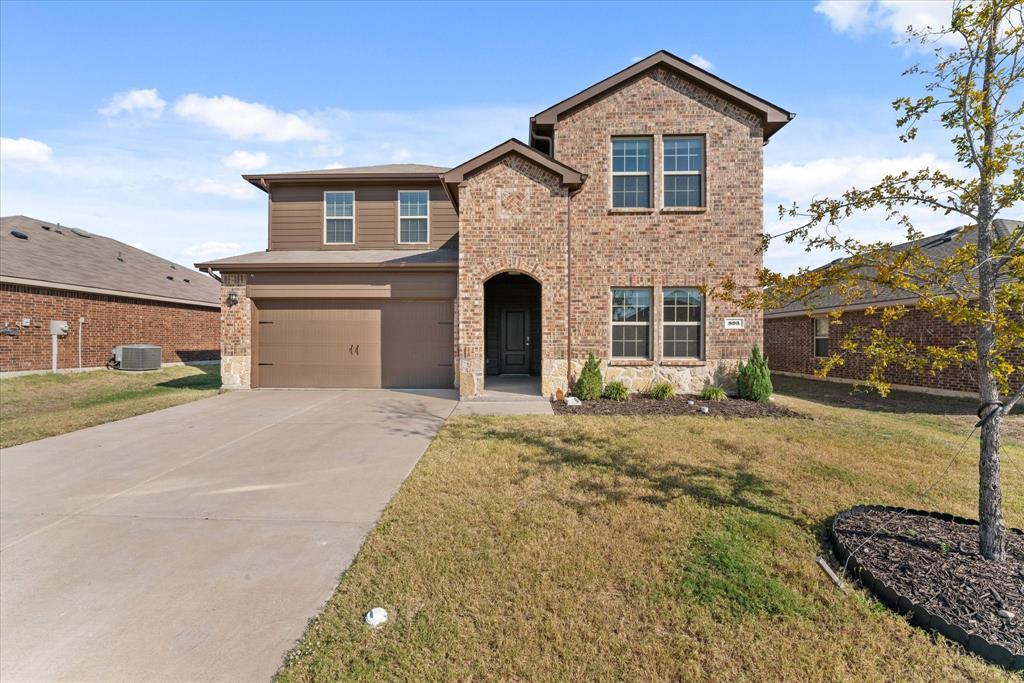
[364,607,388,628]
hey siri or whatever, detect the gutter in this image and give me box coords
[0,275,220,309]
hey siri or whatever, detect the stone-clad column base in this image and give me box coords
[541,359,569,398]
[569,358,742,396]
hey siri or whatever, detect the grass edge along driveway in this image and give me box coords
[277,380,1022,682]
[0,364,220,448]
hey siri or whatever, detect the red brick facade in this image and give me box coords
[0,283,219,373]
[764,307,1014,394]
[456,68,766,396]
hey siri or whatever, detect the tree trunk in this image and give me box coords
[974,7,1005,561]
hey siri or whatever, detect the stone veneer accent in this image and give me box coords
[457,68,766,397]
[219,272,251,389]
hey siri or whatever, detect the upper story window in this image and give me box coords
[611,138,651,208]
[663,136,704,208]
[814,318,830,357]
[611,287,651,358]
[663,287,703,359]
[324,191,355,244]
[398,190,429,244]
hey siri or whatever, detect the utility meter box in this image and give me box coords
[50,320,69,336]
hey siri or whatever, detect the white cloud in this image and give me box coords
[815,1,956,45]
[222,150,269,170]
[182,240,243,261]
[185,178,259,201]
[99,88,167,118]
[174,94,328,142]
[688,53,714,71]
[765,152,960,204]
[0,137,53,163]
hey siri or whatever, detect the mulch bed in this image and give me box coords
[552,394,803,418]
[832,507,1024,666]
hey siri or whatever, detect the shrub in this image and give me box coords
[737,345,773,402]
[700,384,728,401]
[603,380,629,401]
[647,381,675,400]
[574,353,604,400]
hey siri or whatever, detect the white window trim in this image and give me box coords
[610,287,653,360]
[662,287,704,360]
[610,137,653,209]
[397,189,430,245]
[813,317,830,357]
[323,190,356,245]
[663,135,705,208]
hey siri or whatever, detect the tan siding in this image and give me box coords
[268,182,458,251]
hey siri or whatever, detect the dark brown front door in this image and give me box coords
[499,308,530,374]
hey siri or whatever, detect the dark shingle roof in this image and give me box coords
[1,215,220,307]
[768,219,1022,316]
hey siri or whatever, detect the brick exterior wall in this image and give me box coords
[457,156,570,397]
[556,67,765,393]
[219,273,252,388]
[0,283,219,373]
[764,307,1022,394]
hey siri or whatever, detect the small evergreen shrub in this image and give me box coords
[700,384,728,401]
[574,353,604,400]
[737,345,773,402]
[647,381,675,400]
[603,380,629,401]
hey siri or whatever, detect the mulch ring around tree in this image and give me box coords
[831,506,1024,670]
[552,395,803,418]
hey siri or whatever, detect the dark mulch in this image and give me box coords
[834,508,1024,656]
[552,394,803,418]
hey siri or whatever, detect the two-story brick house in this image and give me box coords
[197,51,793,397]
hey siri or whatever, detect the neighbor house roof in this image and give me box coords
[1,215,220,308]
[530,49,794,142]
[767,219,1022,317]
[195,248,458,272]
[244,164,450,191]
[441,138,586,211]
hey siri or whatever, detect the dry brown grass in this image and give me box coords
[0,364,220,448]
[278,385,1023,682]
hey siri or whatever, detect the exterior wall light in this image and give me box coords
[226,290,239,307]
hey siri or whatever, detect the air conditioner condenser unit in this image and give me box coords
[111,344,162,371]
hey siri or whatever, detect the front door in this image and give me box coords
[499,308,530,374]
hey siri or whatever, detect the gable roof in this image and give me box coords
[244,164,449,191]
[767,219,1023,317]
[441,138,586,211]
[1,215,220,307]
[531,50,794,141]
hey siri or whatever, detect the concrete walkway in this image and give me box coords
[453,375,554,416]
[0,388,457,682]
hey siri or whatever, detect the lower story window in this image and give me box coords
[814,317,830,357]
[611,288,651,358]
[663,287,703,358]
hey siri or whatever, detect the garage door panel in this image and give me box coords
[254,300,453,389]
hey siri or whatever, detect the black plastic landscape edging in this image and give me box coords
[828,505,1023,672]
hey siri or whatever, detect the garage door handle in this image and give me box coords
[355,345,359,355]
[349,345,353,354]
[258,362,274,366]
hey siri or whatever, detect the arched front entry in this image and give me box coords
[483,271,542,395]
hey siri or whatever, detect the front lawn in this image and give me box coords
[0,364,220,448]
[279,382,1023,681]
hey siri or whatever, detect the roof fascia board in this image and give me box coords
[0,275,220,309]
[202,263,458,273]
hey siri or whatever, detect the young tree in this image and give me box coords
[762,1,1022,560]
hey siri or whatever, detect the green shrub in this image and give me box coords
[737,345,773,402]
[603,380,629,401]
[647,381,675,400]
[700,384,728,401]
[574,353,604,400]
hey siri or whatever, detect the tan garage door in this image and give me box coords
[254,300,453,389]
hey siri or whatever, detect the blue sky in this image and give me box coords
[0,1,982,273]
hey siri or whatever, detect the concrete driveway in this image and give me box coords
[0,388,457,682]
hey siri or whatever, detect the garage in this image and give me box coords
[253,300,454,389]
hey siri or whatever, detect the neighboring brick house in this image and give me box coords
[197,50,793,397]
[764,220,1023,397]
[1,216,220,374]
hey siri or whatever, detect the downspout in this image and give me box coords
[566,181,585,391]
[78,316,83,369]
[531,128,554,157]
[200,266,222,283]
